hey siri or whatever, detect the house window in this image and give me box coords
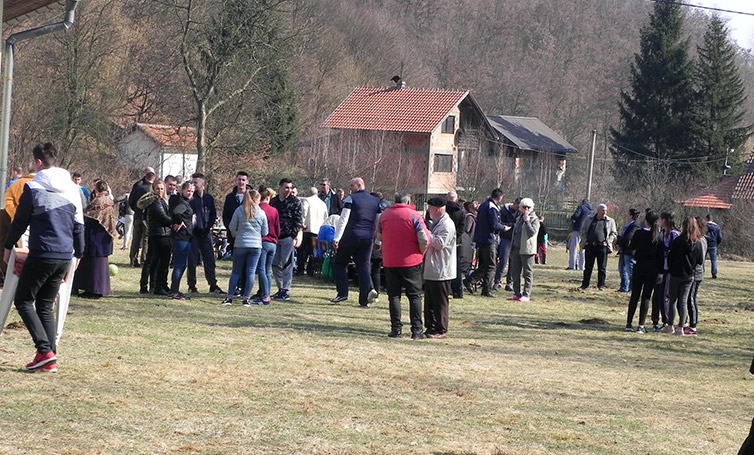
[441,115,455,134]
[434,154,453,173]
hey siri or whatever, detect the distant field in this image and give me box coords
[0,248,752,455]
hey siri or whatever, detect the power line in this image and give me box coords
[648,0,754,17]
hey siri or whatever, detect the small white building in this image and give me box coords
[117,123,198,179]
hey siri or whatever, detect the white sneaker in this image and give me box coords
[367,289,379,304]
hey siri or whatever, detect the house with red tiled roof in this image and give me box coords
[321,81,499,203]
[680,150,754,210]
[116,123,198,179]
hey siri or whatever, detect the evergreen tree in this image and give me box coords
[610,0,699,185]
[694,14,751,177]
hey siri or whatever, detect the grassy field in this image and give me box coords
[0,247,752,455]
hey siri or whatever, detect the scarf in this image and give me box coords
[85,194,118,240]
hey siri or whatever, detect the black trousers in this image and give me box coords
[470,243,496,293]
[425,280,450,335]
[581,245,608,288]
[334,236,373,305]
[141,236,172,292]
[296,232,317,276]
[627,263,658,327]
[450,244,463,298]
[385,265,423,334]
[652,272,670,326]
[687,279,701,328]
[188,233,217,289]
[15,256,70,354]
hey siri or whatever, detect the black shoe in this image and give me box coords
[452,293,463,299]
[504,284,514,292]
[154,288,169,296]
[139,286,149,294]
[411,331,426,340]
[463,278,474,294]
[598,287,605,291]
[481,291,496,298]
[388,329,402,338]
[188,287,199,294]
[210,286,225,294]
[359,303,371,309]
[331,295,348,303]
[712,274,717,279]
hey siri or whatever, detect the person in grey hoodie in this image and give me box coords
[507,198,540,302]
[423,197,456,339]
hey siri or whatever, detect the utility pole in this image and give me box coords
[585,129,597,201]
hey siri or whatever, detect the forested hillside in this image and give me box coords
[6,0,754,201]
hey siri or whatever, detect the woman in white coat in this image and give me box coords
[507,198,540,302]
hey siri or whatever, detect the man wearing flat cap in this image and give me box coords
[423,197,456,339]
[579,203,617,291]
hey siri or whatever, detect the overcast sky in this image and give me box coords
[693,0,754,49]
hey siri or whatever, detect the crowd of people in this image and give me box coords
[1,142,725,373]
[563,201,722,336]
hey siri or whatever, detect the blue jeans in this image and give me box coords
[618,253,635,291]
[256,241,276,298]
[494,238,512,285]
[707,247,718,277]
[171,239,192,294]
[227,247,261,299]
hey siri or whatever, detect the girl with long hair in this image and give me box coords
[255,187,280,305]
[222,190,268,306]
[665,216,705,334]
[651,211,679,332]
[169,181,195,300]
[138,180,173,295]
[625,210,663,333]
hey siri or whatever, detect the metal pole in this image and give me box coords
[0,43,14,203]
[0,0,81,203]
[585,129,597,201]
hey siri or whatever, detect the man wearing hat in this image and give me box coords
[423,196,456,339]
[579,203,617,291]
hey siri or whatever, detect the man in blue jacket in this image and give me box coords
[567,199,593,271]
[705,214,723,279]
[465,188,509,297]
[3,143,84,373]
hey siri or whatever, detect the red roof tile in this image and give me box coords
[681,176,737,209]
[136,123,197,148]
[322,87,469,133]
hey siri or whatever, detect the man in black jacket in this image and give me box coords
[616,208,640,292]
[187,173,223,294]
[222,171,250,258]
[445,191,465,299]
[127,167,155,267]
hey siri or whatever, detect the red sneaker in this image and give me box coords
[31,363,58,373]
[26,351,56,370]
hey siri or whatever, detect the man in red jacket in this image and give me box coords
[377,191,430,340]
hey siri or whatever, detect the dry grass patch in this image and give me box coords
[0,248,752,454]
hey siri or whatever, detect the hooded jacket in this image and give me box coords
[5,167,84,259]
[138,192,172,237]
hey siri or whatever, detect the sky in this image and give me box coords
[693,0,754,49]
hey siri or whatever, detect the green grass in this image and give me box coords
[0,248,752,455]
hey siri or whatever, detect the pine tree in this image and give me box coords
[610,1,699,184]
[694,14,751,177]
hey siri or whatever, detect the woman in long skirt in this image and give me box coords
[73,180,118,299]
